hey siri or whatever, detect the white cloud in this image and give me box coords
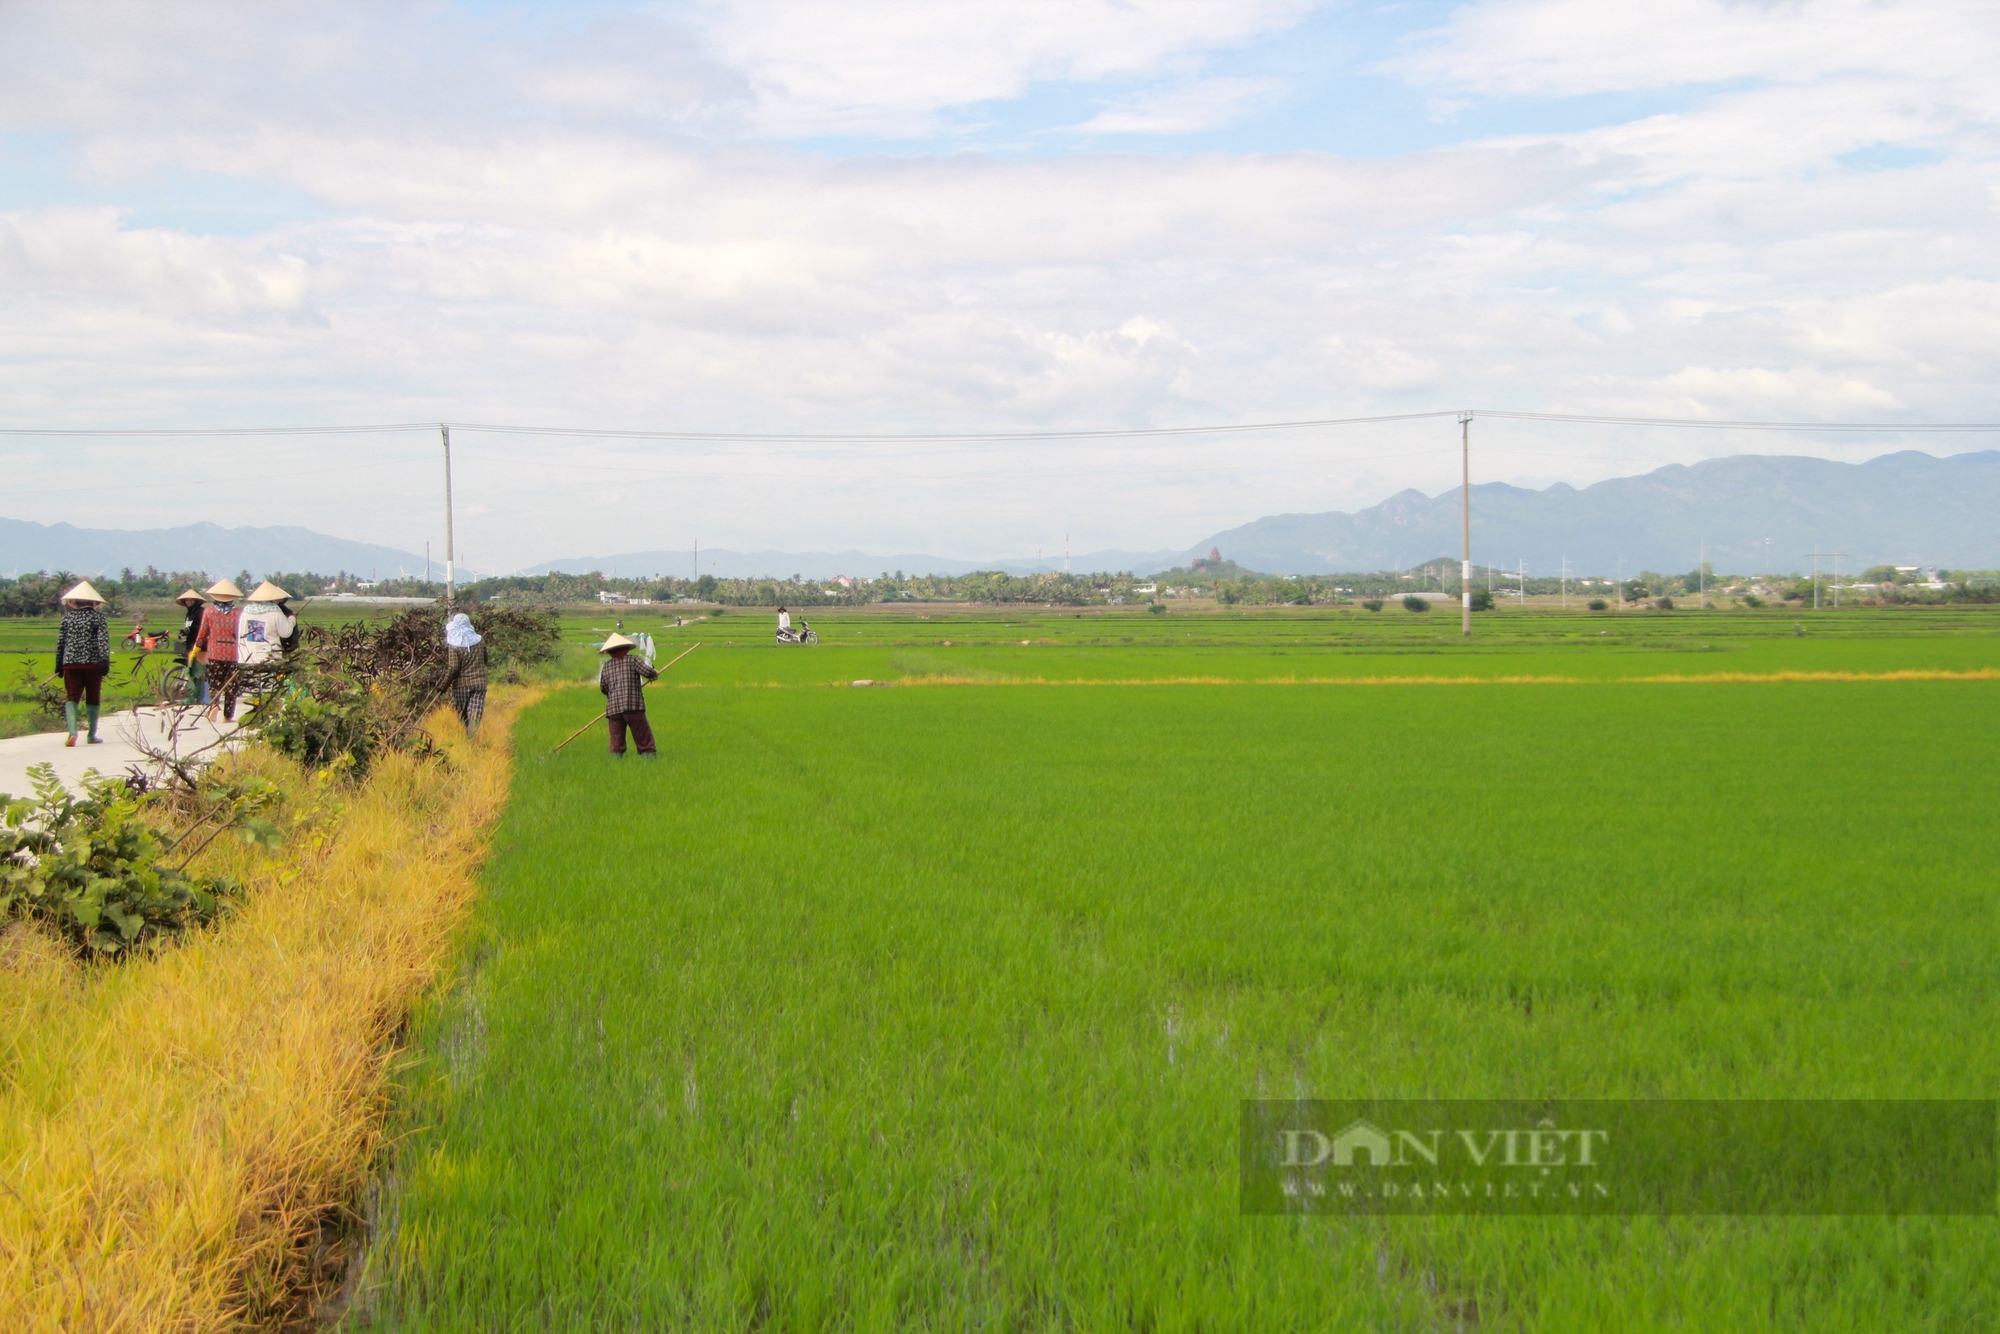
[1071,77,1281,135]
[0,0,1997,568]
[1385,0,2000,102]
[692,0,1318,136]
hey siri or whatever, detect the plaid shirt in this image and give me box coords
[599,654,658,714]
[194,604,240,663]
[444,642,488,692]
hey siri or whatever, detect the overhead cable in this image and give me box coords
[443,410,1464,442]
[0,423,435,437]
[1472,411,2000,432]
[4,409,1997,441]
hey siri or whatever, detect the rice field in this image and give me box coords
[345,609,2000,1331]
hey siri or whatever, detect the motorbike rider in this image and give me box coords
[776,606,792,639]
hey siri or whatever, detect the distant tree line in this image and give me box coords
[6,558,2000,615]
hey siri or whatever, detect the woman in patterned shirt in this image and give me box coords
[54,579,111,747]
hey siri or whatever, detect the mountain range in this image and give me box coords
[514,548,1183,580]
[6,450,1997,582]
[1197,449,2000,576]
[0,518,460,582]
[533,451,2000,578]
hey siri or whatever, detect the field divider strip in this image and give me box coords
[655,668,2000,689]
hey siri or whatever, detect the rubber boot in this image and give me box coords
[65,701,78,746]
[86,704,102,744]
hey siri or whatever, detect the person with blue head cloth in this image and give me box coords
[440,612,487,737]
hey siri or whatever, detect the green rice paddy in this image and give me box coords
[340,607,2000,1329]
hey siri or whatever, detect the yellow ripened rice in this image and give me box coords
[0,689,533,1332]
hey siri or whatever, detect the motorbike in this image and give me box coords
[774,618,818,645]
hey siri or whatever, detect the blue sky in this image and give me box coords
[2,0,1996,570]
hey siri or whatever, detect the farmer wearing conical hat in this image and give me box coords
[598,632,659,757]
[194,578,245,722]
[236,581,297,671]
[172,588,210,703]
[54,580,111,747]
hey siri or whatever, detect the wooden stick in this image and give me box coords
[553,642,702,753]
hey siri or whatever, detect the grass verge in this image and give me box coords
[0,687,533,1332]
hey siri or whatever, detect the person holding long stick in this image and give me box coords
[598,633,658,758]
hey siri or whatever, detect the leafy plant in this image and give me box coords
[1741,594,1766,608]
[1402,595,1430,612]
[1148,602,1167,615]
[261,675,389,774]
[254,607,559,774]
[1588,598,1609,611]
[0,762,272,957]
[1362,599,1384,612]
[1469,589,1495,612]
[1655,597,1675,611]
[9,660,64,728]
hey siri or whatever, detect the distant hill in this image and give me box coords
[12,449,1993,587]
[1186,450,2000,576]
[0,517,456,581]
[520,547,1181,579]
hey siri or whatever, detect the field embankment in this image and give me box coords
[0,689,531,1332]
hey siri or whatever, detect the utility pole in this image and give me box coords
[1699,539,1707,610]
[693,537,698,580]
[1518,558,1527,608]
[438,426,454,604]
[1617,556,1624,609]
[1807,547,1826,610]
[1830,550,1849,607]
[1460,411,1472,638]
[1560,555,1570,610]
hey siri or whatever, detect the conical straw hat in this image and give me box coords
[207,579,243,600]
[248,580,290,602]
[61,579,105,604]
[175,588,205,604]
[599,633,637,653]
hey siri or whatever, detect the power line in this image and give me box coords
[5,407,1996,442]
[0,423,434,437]
[0,410,1460,442]
[443,410,1463,442]
[1473,411,2000,432]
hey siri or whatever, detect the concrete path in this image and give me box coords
[0,707,245,797]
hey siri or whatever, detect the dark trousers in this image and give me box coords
[607,710,655,756]
[207,661,242,719]
[62,663,106,706]
[453,685,487,735]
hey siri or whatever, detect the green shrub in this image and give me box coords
[1469,589,1494,612]
[1588,598,1609,611]
[1147,602,1166,615]
[1741,594,1766,608]
[0,763,270,957]
[256,607,561,775]
[1654,597,1675,611]
[261,676,387,774]
[8,660,65,730]
[1402,595,1430,613]
[1362,599,1384,612]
